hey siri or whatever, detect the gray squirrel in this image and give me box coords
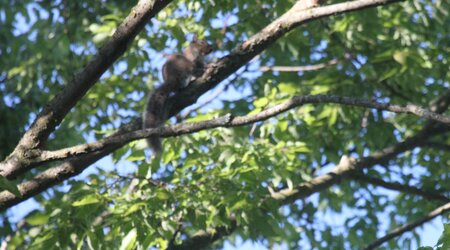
[143,36,213,154]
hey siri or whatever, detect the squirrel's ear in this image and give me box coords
[192,34,198,42]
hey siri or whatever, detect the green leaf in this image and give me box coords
[86,230,99,250]
[230,198,248,211]
[437,224,450,249]
[124,203,146,216]
[119,228,137,250]
[254,97,269,108]
[26,212,50,226]
[137,162,151,178]
[372,49,395,63]
[378,67,399,82]
[155,190,171,200]
[328,107,338,127]
[72,194,101,206]
[393,50,409,65]
[278,83,297,95]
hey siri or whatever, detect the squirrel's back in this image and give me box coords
[162,54,194,90]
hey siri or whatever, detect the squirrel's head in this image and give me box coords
[192,35,213,55]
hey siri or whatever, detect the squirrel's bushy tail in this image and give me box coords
[146,135,162,154]
[143,85,172,155]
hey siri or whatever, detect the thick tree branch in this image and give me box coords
[0,147,120,211]
[19,94,450,167]
[268,155,358,202]
[268,127,433,204]
[364,201,450,250]
[167,0,405,118]
[276,124,450,205]
[349,172,450,202]
[0,120,141,211]
[0,0,173,179]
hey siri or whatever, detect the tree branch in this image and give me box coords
[17,94,450,168]
[0,0,173,179]
[167,0,405,119]
[0,146,122,211]
[268,155,358,202]
[279,125,450,206]
[168,219,237,250]
[0,120,141,211]
[349,171,450,202]
[3,89,449,209]
[364,201,450,250]
[423,142,450,151]
[259,58,340,72]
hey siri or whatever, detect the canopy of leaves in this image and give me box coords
[1,0,449,249]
